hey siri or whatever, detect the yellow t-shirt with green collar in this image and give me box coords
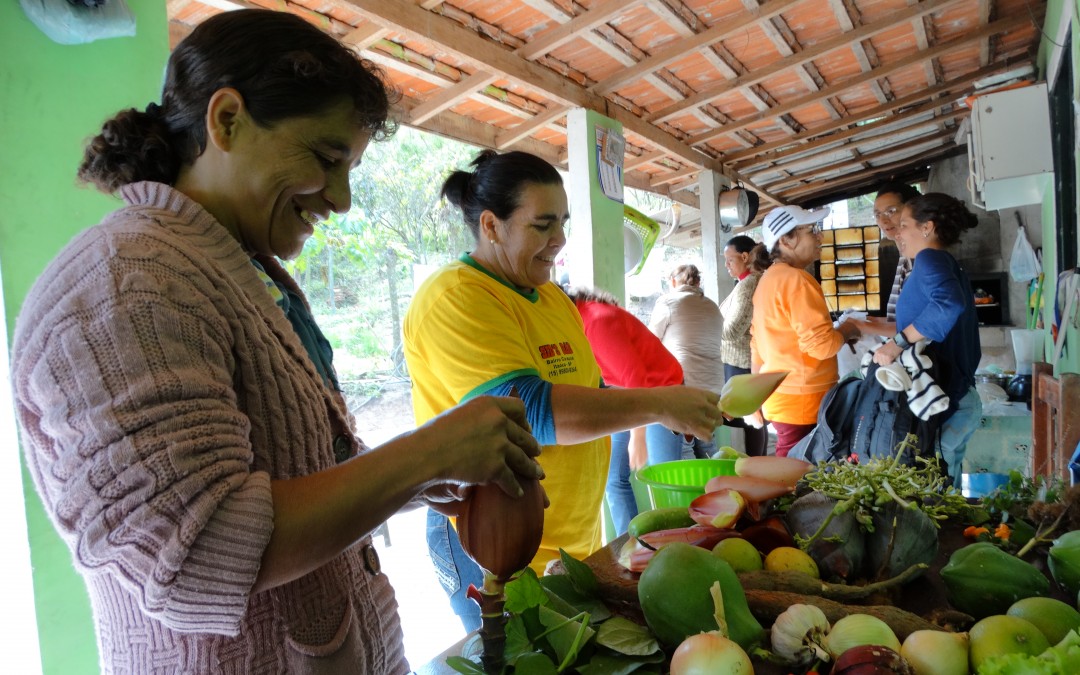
[404,255,608,571]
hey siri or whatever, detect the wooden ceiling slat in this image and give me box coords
[688,12,1031,147]
[590,0,809,95]
[408,71,499,124]
[745,107,968,177]
[514,0,640,60]
[649,0,966,124]
[169,0,1045,217]
[761,127,959,190]
[721,57,1014,165]
[338,0,729,176]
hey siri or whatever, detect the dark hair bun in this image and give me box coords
[77,107,179,193]
[440,170,471,209]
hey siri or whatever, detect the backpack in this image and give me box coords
[789,352,950,475]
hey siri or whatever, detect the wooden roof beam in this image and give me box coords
[338,0,727,175]
[759,128,959,191]
[408,71,499,124]
[780,144,961,199]
[742,107,967,176]
[687,12,1030,146]
[514,0,641,60]
[720,58,1015,165]
[649,0,965,124]
[590,0,808,95]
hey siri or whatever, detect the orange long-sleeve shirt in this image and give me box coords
[750,262,846,425]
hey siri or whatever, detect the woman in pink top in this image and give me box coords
[751,206,861,456]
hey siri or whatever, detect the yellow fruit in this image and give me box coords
[900,630,968,675]
[712,538,763,573]
[764,546,819,578]
[1007,596,1080,645]
[969,615,1050,672]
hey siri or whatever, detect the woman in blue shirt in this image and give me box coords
[869,193,981,485]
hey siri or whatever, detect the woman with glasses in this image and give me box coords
[863,193,981,486]
[860,182,922,339]
[750,205,862,455]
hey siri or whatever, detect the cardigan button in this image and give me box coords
[362,544,381,575]
[332,435,352,464]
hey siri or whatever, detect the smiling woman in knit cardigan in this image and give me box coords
[9,10,544,675]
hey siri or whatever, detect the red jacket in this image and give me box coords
[574,300,683,388]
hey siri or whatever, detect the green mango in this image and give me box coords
[940,542,1050,619]
[637,542,764,650]
[1049,530,1080,598]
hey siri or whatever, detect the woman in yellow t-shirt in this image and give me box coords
[404,150,723,630]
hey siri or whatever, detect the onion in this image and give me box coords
[832,645,913,674]
[669,632,754,675]
[900,630,968,675]
[824,614,902,659]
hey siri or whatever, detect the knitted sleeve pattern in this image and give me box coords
[13,215,274,635]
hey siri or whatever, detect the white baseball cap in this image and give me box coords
[761,205,830,251]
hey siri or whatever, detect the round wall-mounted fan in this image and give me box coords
[718,188,759,232]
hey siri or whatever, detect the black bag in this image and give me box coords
[789,352,950,475]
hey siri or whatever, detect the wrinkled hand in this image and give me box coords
[837,319,862,341]
[421,396,544,501]
[657,385,723,441]
[873,341,902,366]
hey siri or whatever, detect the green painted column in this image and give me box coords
[565,108,626,302]
[0,2,169,672]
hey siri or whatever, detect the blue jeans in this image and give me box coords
[426,509,483,632]
[939,386,982,487]
[606,423,692,535]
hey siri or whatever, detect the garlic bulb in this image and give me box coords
[823,614,901,659]
[770,603,830,665]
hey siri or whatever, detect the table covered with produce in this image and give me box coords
[428,448,1080,675]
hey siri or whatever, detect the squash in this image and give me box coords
[940,542,1050,619]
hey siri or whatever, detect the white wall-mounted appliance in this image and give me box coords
[967,82,1055,211]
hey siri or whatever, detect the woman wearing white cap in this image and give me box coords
[750,205,862,455]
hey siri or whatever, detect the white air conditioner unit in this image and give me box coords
[967,83,1054,211]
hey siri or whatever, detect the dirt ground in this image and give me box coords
[349,379,417,447]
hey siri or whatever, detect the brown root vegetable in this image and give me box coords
[738,563,928,601]
[743,590,946,641]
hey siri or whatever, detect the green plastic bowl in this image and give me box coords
[636,458,737,509]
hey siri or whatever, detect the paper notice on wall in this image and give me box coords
[595,126,624,203]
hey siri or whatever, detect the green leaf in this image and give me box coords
[444,655,486,674]
[506,568,548,614]
[575,650,665,675]
[559,549,600,596]
[539,575,611,623]
[504,614,531,665]
[594,617,660,656]
[512,652,559,675]
[537,605,595,667]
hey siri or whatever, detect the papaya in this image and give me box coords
[1048,530,1080,597]
[637,542,765,650]
[940,542,1050,619]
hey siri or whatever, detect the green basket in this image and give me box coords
[636,459,737,509]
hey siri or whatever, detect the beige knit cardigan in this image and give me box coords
[12,182,407,674]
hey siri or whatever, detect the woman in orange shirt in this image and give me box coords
[751,205,861,455]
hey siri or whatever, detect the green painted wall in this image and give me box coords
[1037,0,1080,375]
[0,2,168,672]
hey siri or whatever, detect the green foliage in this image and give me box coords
[286,128,481,384]
[446,562,661,674]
